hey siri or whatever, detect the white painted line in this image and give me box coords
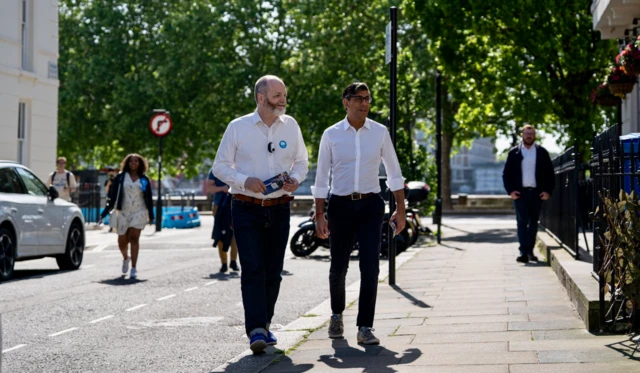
[2,344,27,353]
[83,264,95,269]
[205,280,218,286]
[92,243,110,252]
[49,327,78,337]
[126,304,147,312]
[89,315,114,324]
[184,287,198,292]
[157,294,176,301]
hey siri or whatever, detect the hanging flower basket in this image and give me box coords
[607,65,638,97]
[591,83,621,106]
[618,38,640,77]
[610,82,636,95]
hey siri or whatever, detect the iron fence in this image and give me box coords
[71,182,102,223]
[540,147,582,259]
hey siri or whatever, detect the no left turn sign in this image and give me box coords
[150,113,172,137]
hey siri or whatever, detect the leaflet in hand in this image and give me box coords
[262,172,292,195]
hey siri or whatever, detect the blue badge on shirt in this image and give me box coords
[140,178,148,191]
[279,140,287,149]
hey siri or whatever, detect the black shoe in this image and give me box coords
[220,263,228,273]
[528,255,539,262]
[230,260,240,271]
[516,255,529,263]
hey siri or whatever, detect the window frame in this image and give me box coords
[15,167,48,197]
[0,167,27,194]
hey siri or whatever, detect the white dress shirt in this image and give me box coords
[212,111,309,199]
[521,144,537,188]
[312,117,405,198]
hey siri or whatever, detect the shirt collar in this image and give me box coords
[253,110,284,126]
[520,143,535,151]
[342,117,371,131]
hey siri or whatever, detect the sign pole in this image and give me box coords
[156,136,163,232]
[435,72,443,244]
[388,6,398,285]
[149,109,173,233]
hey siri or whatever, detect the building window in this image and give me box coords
[18,102,27,165]
[21,0,31,70]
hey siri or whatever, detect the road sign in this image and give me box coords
[385,22,392,65]
[150,113,172,137]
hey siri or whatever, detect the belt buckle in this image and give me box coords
[261,198,268,207]
[351,193,361,201]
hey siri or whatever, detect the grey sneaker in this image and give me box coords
[328,314,344,339]
[357,327,380,345]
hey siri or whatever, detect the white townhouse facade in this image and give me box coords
[0,0,60,180]
[592,0,640,135]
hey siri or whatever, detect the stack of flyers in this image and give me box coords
[262,172,292,195]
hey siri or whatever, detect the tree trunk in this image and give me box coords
[442,130,454,210]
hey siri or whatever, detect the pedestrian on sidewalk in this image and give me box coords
[207,169,239,273]
[502,124,555,263]
[312,82,406,346]
[47,157,77,202]
[99,154,155,279]
[212,75,308,354]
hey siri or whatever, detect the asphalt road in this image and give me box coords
[0,214,364,373]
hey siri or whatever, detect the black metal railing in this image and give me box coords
[71,182,102,223]
[540,147,582,259]
[590,124,640,332]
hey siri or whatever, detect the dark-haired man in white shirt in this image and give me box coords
[212,75,309,354]
[312,82,405,345]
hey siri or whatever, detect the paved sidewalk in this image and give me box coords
[260,220,639,372]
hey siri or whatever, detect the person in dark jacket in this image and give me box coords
[502,124,555,263]
[99,154,155,278]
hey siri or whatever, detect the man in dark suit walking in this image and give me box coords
[502,124,555,263]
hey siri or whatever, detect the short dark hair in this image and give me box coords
[521,124,535,132]
[120,153,149,176]
[342,82,370,99]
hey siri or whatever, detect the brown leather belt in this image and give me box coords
[332,192,376,201]
[232,194,294,207]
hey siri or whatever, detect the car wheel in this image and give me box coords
[56,222,84,270]
[0,227,16,282]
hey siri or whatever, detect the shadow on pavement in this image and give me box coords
[207,272,240,281]
[390,285,431,308]
[439,243,465,251]
[98,276,148,286]
[5,269,65,283]
[445,229,517,244]
[316,340,421,372]
[606,338,640,361]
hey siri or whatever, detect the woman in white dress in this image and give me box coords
[100,154,155,278]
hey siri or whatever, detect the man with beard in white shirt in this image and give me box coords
[212,75,308,354]
[312,82,406,345]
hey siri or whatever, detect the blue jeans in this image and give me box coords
[327,194,385,328]
[514,188,543,257]
[231,199,290,336]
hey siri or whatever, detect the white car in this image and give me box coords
[0,161,85,281]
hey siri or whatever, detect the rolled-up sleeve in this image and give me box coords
[311,130,332,198]
[289,125,309,184]
[381,129,405,191]
[212,123,249,191]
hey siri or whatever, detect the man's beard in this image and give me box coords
[264,98,286,116]
[523,138,534,146]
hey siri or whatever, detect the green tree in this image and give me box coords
[409,0,618,207]
[58,0,293,176]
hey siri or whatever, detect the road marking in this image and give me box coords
[2,344,27,353]
[92,243,110,252]
[89,315,114,324]
[49,327,78,337]
[126,304,147,312]
[157,294,176,301]
[184,287,198,292]
[83,264,95,269]
[205,280,218,286]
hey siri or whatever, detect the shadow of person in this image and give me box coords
[317,339,421,372]
[206,272,240,281]
[98,276,148,286]
[259,356,314,373]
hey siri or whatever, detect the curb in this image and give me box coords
[210,243,426,373]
